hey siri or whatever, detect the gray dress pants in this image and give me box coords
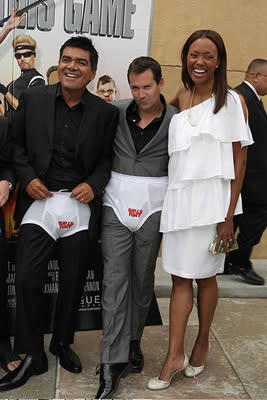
[100,206,162,363]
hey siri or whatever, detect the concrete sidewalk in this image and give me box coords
[155,258,267,298]
[0,259,266,399]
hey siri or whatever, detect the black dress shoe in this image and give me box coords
[222,261,235,275]
[49,338,82,373]
[95,362,131,399]
[129,340,144,373]
[0,352,48,391]
[0,347,21,372]
[233,265,265,285]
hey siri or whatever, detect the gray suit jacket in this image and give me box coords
[112,98,178,177]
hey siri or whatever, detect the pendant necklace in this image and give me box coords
[188,86,198,127]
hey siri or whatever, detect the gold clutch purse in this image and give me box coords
[208,236,239,254]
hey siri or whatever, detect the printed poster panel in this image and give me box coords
[0,0,162,333]
[0,0,155,98]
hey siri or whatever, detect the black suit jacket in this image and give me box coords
[0,117,15,186]
[0,116,15,236]
[235,82,267,205]
[11,83,118,240]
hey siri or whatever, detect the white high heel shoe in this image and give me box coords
[184,342,210,377]
[147,354,189,390]
[184,363,205,377]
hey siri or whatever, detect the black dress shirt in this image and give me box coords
[45,85,86,191]
[126,94,166,153]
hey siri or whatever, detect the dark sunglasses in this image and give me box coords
[15,51,35,59]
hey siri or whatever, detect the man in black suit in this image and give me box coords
[0,7,25,374]
[225,59,267,285]
[0,116,18,372]
[0,36,118,391]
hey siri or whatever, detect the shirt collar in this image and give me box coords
[127,94,166,123]
[21,68,35,76]
[244,80,261,101]
[56,83,87,107]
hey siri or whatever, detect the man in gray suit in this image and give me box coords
[96,56,177,399]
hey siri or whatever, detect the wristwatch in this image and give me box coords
[7,181,13,191]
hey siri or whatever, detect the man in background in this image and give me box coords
[96,74,117,102]
[225,59,267,285]
[0,34,45,119]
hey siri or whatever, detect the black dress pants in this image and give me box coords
[14,224,90,354]
[0,210,11,352]
[228,201,267,269]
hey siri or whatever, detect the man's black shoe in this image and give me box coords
[233,265,265,285]
[222,262,235,275]
[0,347,21,372]
[129,340,144,373]
[49,338,82,373]
[95,362,131,399]
[0,352,48,391]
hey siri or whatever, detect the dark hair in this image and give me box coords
[46,65,58,79]
[127,56,162,84]
[181,29,228,114]
[247,58,267,73]
[59,36,98,70]
[97,74,115,89]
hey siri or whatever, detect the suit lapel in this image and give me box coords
[140,103,172,154]
[258,98,267,115]
[74,90,99,153]
[121,103,137,153]
[45,84,57,149]
[242,82,267,118]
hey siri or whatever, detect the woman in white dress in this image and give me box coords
[147,30,253,390]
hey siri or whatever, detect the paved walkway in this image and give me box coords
[0,259,266,399]
[155,258,267,298]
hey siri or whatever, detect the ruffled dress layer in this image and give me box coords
[161,90,253,279]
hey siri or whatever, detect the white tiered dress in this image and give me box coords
[160,90,253,279]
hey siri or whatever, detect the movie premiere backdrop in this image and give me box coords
[0,0,162,333]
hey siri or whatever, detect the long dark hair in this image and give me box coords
[181,29,229,114]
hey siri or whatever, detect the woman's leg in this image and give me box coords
[189,275,218,366]
[159,275,193,380]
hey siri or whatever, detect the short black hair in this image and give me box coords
[59,36,98,70]
[247,59,267,73]
[127,56,162,84]
[97,74,115,89]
